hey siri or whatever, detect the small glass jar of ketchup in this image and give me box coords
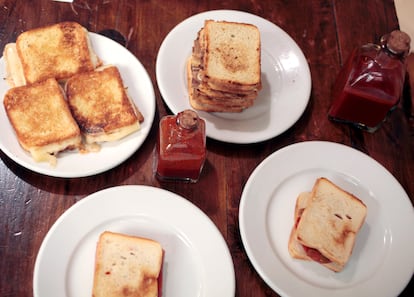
[328,30,411,132]
[155,109,206,182]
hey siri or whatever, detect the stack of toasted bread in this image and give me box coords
[2,22,144,166]
[187,20,262,112]
[288,178,367,272]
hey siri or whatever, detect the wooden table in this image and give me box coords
[0,1,413,296]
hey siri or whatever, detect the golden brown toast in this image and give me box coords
[3,78,82,165]
[65,65,143,144]
[92,231,163,297]
[202,20,262,91]
[8,22,100,86]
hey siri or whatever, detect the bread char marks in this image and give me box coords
[331,213,354,246]
[65,66,140,139]
[302,193,355,247]
[205,22,260,83]
[92,231,162,297]
[289,178,367,272]
[214,40,249,73]
[16,22,96,83]
[68,78,125,133]
[3,78,82,165]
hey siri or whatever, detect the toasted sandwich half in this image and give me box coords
[92,231,163,297]
[65,65,143,145]
[288,178,367,272]
[3,78,82,166]
[3,21,101,87]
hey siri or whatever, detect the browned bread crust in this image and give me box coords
[65,65,143,143]
[3,78,81,161]
[15,22,100,84]
[203,20,261,89]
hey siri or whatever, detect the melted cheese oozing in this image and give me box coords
[85,123,140,144]
[28,136,81,166]
[84,28,101,68]
[3,43,26,87]
[30,149,57,167]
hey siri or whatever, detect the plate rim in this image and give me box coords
[239,140,414,297]
[33,185,236,297]
[0,32,155,178]
[156,9,312,144]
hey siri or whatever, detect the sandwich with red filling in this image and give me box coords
[288,177,367,272]
[92,231,163,297]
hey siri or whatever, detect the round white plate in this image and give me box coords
[156,10,311,144]
[0,33,155,178]
[33,185,235,297]
[239,141,414,297]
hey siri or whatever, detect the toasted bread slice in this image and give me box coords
[188,57,255,112]
[294,178,367,272]
[288,192,313,261]
[3,78,81,165]
[202,20,261,91]
[65,65,143,144]
[92,231,163,297]
[4,22,100,86]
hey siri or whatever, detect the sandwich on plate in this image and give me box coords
[188,20,261,112]
[3,21,101,87]
[65,65,144,147]
[288,177,367,272]
[92,231,163,297]
[3,78,82,166]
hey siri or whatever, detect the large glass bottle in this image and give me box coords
[328,30,411,132]
[155,109,206,182]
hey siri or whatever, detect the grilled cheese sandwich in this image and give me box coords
[3,22,101,87]
[3,78,82,166]
[65,65,144,145]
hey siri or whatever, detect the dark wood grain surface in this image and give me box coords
[0,1,413,296]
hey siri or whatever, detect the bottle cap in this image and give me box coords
[382,30,411,56]
[177,109,199,130]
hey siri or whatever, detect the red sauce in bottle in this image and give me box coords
[328,30,410,131]
[156,110,206,182]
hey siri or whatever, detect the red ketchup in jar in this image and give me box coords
[155,109,206,182]
[328,30,411,132]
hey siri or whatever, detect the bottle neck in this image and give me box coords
[382,43,407,61]
[380,31,410,60]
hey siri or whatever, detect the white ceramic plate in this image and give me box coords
[156,10,311,144]
[33,185,235,297]
[0,33,155,177]
[239,141,414,297]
